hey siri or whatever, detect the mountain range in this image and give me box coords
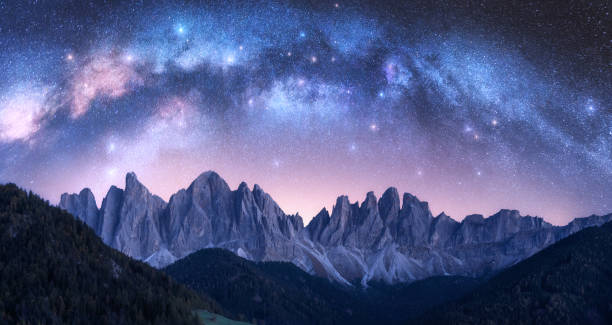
[5,181,610,324]
[60,171,612,284]
[423,215,612,324]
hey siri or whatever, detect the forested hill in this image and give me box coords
[164,248,481,325]
[423,219,612,324]
[0,183,223,324]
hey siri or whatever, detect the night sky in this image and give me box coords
[0,0,610,225]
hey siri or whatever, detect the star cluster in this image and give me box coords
[0,0,610,224]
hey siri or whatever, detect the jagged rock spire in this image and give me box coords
[59,171,612,284]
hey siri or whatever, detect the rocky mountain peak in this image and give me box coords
[396,192,433,245]
[436,212,450,219]
[59,170,612,285]
[124,172,142,192]
[401,193,430,213]
[59,188,98,230]
[79,187,95,199]
[361,192,378,214]
[491,209,521,219]
[237,181,250,192]
[252,184,285,221]
[463,214,485,224]
[307,207,331,241]
[379,187,400,222]
[334,195,351,210]
[192,170,228,188]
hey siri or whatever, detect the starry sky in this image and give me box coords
[0,0,610,225]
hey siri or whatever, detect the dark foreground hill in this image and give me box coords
[164,248,480,325]
[423,220,612,324]
[0,184,225,325]
[164,248,368,324]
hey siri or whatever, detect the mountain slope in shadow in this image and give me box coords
[164,248,481,324]
[0,184,226,325]
[423,219,612,324]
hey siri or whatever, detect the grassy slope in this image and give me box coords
[196,310,251,325]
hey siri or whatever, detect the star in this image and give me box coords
[0,0,609,228]
[106,167,118,177]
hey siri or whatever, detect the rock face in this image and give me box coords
[61,172,304,269]
[60,188,98,230]
[60,171,612,285]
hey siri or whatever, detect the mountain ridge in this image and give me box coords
[422,220,612,324]
[0,183,225,324]
[60,170,612,285]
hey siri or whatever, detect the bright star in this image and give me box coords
[123,53,134,63]
[107,167,117,177]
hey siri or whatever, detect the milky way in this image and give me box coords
[0,0,610,224]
